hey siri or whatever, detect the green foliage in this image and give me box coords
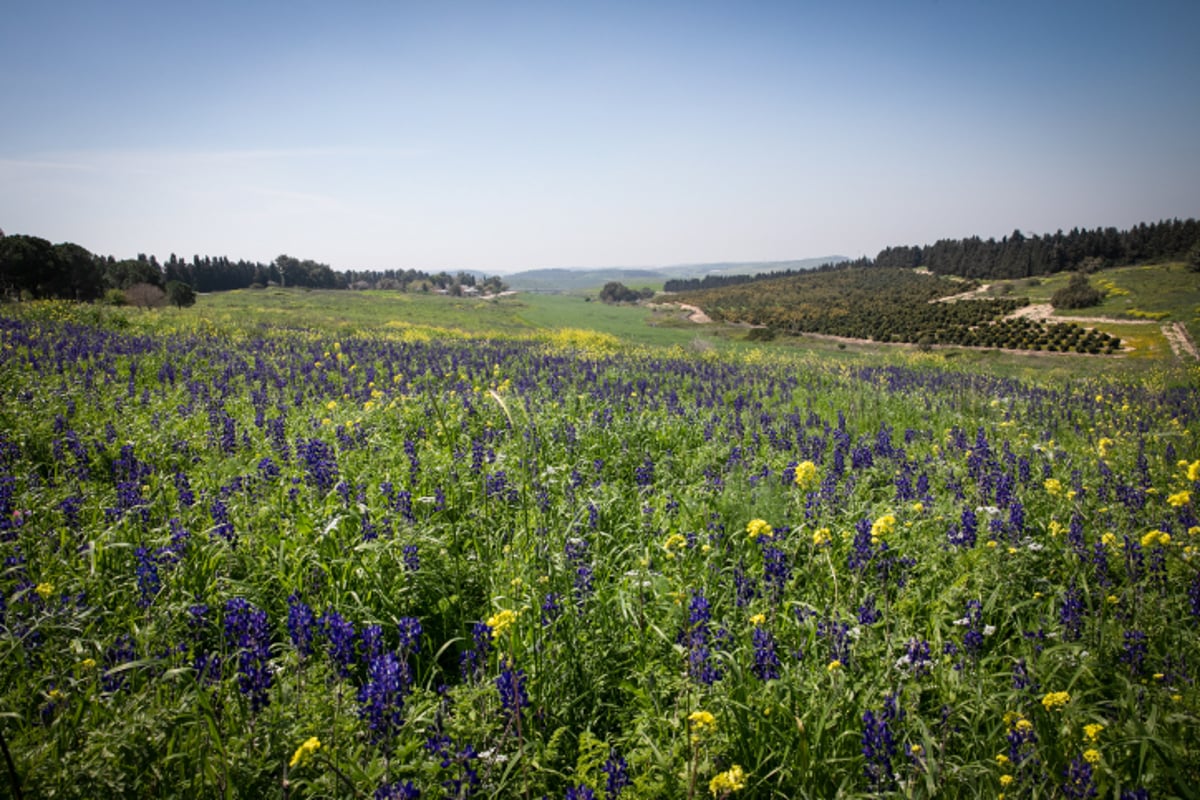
[599,281,645,304]
[1051,272,1105,310]
[0,293,1196,798]
[165,281,196,309]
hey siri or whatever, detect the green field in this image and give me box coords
[0,276,1198,799]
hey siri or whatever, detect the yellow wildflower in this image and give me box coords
[1101,532,1117,548]
[870,514,896,541]
[80,658,96,671]
[812,528,831,547]
[1097,437,1114,457]
[1167,490,1191,508]
[1187,460,1200,482]
[1083,723,1104,742]
[749,613,766,626]
[1141,530,1170,548]
[826,659,842,672]
[746,519,773,541]
[1041,691,1071,712]
[709,764,746,796]
[995,753,1010,766]
[289,736,321,768]
[1000,775,1014,787]
[1015,718,1034,733]
[664,533,688,554]
[1083,749,1101,764]
[910,744,924,757]
[910,501,924,514]
[1044,478,1063,496]
[793,461,818,491]
[689,710,717,741]
[486,609,517,641]
[35,582,53,601]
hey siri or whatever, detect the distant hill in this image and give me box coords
[502,257,846,292]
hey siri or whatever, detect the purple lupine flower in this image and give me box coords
[459,622,491,681]
[134,546,160,608]
[1121,630,1148,676]
[541,593,562,626]
[857,594,880,626]
[959,600,985,659]
[565,786,596,800]
[752,627,781,681]
[224,597,272,712]
[896,637,932,678]
[359,651,408,741]
[402,544,420,572]
[1059,581,1084,641]
[1062,753,1098,799]
[495,662,528,718]
[397,617,422,654]
[287,594,317,658]
[375,780,420,799]
[320,608,357,678]
[362,624,384,662]
[761,544,791,601]
[862,693,902,792]
[601,750,630,799]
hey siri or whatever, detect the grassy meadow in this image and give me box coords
[0,286,1198,799]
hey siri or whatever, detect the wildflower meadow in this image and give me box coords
[1,300,1198,798]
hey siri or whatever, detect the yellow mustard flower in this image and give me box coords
[812,528,832,547]
[1168,490,1191,508]
[1044,478,1063,495]
[689,710,717,741]
[1041,691,1071,712]
[709,765,746,796]
[663,533,688,555]
[80,658,96,671]
[826,659,842,672]
[1097,437,1114,457]
[1187,460,1200,482]
[746,519,773,541]
[870,514,896,541]
[1083,723,1104,742]
[486,609,517,642]
[793,461,818,491]
[1083,749,1101,764]
[748,613,766,626]
[1141,530,1170,548]
[1000,775,1014,787]
[289,736,321,768]
[35,582,53,601]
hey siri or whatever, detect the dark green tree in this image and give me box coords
[165,280,197,308]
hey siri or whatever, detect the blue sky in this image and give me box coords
[2,1,1198,273]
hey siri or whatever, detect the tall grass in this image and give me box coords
[0,301,1197,798]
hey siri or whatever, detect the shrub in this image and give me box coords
[1050,273,1104,309]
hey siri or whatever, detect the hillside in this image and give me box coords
[502,256,845,291]
[677,266,1123,353]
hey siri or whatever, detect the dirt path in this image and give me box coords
[1005,303,1158,326]
[1162,322,1200,360]
[675,303,713,324]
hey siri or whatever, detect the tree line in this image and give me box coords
[0,230,507,301]
[665,218,1200,292]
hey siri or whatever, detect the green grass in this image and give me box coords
[1,296,1198,799]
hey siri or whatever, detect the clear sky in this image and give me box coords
[2,1,1198,273]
